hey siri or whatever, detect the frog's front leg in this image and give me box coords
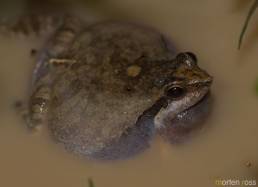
[26,57,77,130]
[26,84,51,131]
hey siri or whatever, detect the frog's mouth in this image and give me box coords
[154,84,211,127]
[175,91,211,120]
[157,91,212,143]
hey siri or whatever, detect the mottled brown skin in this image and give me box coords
[21,18,213,159]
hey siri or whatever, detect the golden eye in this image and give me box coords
[166,86,186,98]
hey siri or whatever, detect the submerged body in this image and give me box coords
[6,15,212,159]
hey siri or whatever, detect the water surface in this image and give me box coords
[0,1,258,186]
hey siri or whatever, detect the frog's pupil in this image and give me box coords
[167,87,185,98]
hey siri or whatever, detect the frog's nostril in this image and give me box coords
[206,75,213,83]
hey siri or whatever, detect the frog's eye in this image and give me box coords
[185,52,197,63]
[176,52,198,67]
[166,86,186,99]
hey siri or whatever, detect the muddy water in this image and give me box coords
[1,0,258,187]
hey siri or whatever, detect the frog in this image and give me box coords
[3,11,213,159]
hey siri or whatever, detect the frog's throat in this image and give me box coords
[154,88,210,129]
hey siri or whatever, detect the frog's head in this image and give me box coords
[154,52,213,129]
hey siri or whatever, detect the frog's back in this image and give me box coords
[48,22,175,159]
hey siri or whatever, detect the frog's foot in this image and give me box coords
[24,113,43,131]
[27,84,51,131]
[14,100,42,131]
[14,84,50,131]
